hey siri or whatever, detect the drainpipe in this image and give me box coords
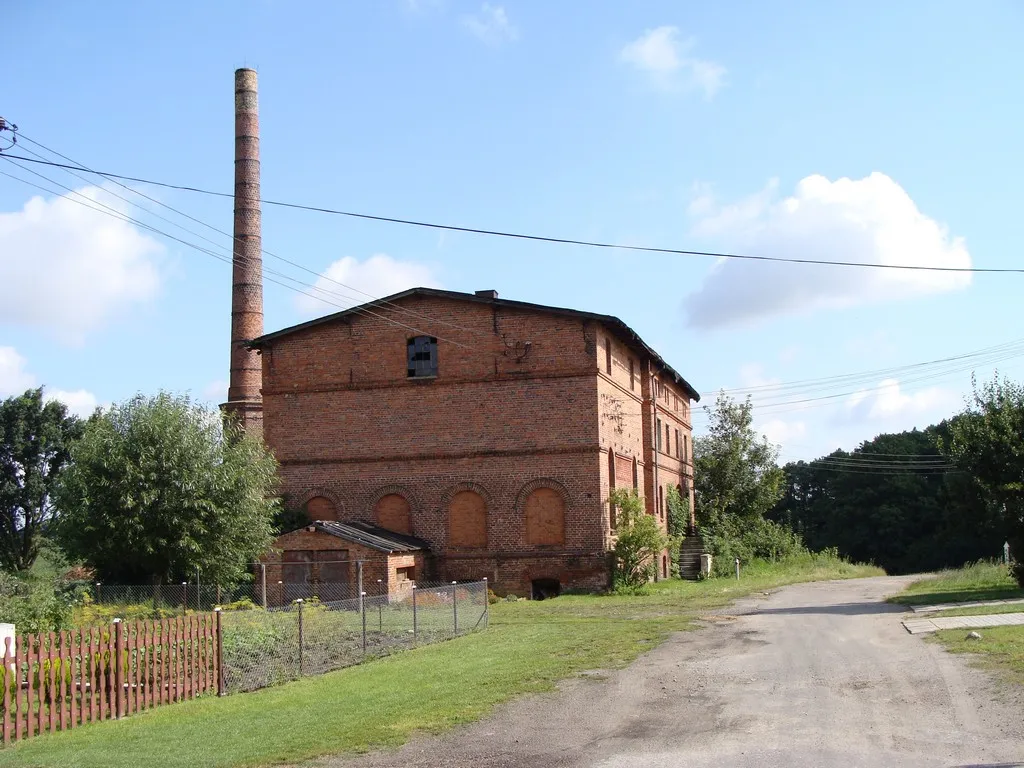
[651,362,660,582]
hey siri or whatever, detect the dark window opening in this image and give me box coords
[396,566,415,582]
[531,578,561,600]
[629,359,635,390]
[656,418,662,451]
[407,336,438,378]
[665,423,670,451]
[675,429,681,458]
[605,337,612,374]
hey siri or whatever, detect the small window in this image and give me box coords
[675,429,680,458]
[605,337,612,375]
[629,359,635,391]
[396,566,415,582]
[665,423,670,451]
[656,418,662,451]
[658,486,664,518]
[683,435,689,463]
[632,456,638,489]
[407,336,438,378]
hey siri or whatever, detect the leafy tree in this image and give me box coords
[0,388,83,571]
[609,488,672,589]
[56,392,280,586]
[693,393,786,567]
[942,375,1024,585]
[770,424,1003,574]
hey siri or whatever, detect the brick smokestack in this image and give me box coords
[223,67,264,437]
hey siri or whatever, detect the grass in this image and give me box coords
[0,553,882,768]
[930,626,1024,685]
[888,560,1023,607]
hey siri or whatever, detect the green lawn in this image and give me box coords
[888,560,1023,607]
[930,626,1024,685]
[0,553,882,768]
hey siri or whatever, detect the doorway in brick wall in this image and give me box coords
[531,578,561,600]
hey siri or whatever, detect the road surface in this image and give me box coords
[319,576,1024,768]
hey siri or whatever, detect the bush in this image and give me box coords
[609,488,675,588]
[0,548,83,633]
[220,597,258,612]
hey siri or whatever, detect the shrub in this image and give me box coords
[609,488,675,588]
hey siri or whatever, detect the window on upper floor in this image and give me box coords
[665,423,670,451]
[407,336,438,378]
[675,429,681,458]
[629,358,635,391]
[656,418,662,451]
[605,337,612,375]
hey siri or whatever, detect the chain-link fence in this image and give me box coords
[219,580,489,693]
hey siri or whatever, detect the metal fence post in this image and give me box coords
[182,581,188,616]
[360,591,367,653]
[483,577,489,629]
[357,562,364,617]
[214,608,225,697]
[260,563,267,610]
[452,581,458,636]
[735,558,740,580]
[96,582,101,604]
[377,579,383,632]
[412,585,418,642]
[112,619,124,719]
[296,599,305,677]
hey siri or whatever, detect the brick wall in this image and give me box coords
[258,292,695,595]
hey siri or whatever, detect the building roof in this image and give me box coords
[292,520,431,553]
[251,287,701,401]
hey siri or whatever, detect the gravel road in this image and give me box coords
[316,576,1024,768]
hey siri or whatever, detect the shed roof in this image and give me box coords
[290,520,430,554]
[249,287,700,402]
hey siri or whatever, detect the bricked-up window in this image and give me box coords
[605,337,612,374]
[629,358,635,390]
[407,336,438,378]
[449,490,487,548]
[375,494,412,535]
[525,487,566,546]
[305,496,338,522]
[656,418,662,451]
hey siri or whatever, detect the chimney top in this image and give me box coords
[475,289,499,299]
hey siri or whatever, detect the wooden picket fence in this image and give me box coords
[0,613,222,744]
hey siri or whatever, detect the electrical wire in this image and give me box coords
[0,150,1020,275]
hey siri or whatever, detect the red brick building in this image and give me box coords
[250,288,699,597]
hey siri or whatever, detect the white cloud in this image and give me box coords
[0,187,163,344]
[685,173,972,329]
[45,389,99,418]
[0,347,35,398]
[295,253,442,317]
[738,362,781,389]
[0,346,99,416]
[620,26,725,97]
[462,4,517,45]
[843,378,959,424]
[760,417,807,447]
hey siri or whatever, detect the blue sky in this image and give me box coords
[2,1,1023,460]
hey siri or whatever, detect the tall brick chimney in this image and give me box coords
[222,67,264,437]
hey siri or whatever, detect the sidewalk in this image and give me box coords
[902,612,1024,635]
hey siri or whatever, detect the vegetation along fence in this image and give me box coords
[0,579,489,744]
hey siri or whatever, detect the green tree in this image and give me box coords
[665,485,689,577]
[56,392,280,586]
[942,375,1024,585]
[0,388,83,571]
[693,393,786,566]
[609,488,672,589]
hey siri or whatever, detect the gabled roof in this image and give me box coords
[250,287,700,401]
[294,520,430,553]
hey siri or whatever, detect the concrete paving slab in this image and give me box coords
[910,597,1024,613]
[902,611,1024,634]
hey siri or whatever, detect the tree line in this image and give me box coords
[693,375,1024,586]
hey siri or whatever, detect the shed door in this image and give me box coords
[282,550,313,601]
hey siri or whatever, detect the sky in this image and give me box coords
[1,1,1023,461]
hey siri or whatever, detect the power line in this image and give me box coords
[0,162,477,349]
[9,134,494,342]
[0,150,1019,275]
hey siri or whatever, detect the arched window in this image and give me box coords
[374,494,411,535]
[305,496,338,522]
[448,490,487,548]
[525,487,566,547]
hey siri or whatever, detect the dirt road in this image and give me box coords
[320,576,1024,767]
